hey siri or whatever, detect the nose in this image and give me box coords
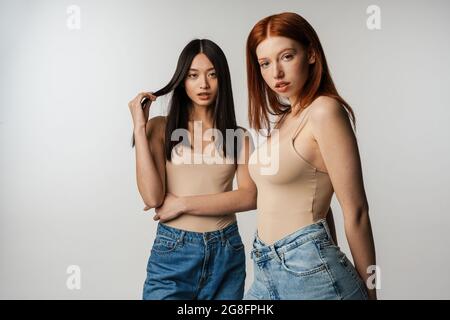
[273,62,284,79]
[200,74,210,89]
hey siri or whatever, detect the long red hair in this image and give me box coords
[246,12,355,132]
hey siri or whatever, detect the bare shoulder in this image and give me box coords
[146,116,167,138]
[147,115,167,129]
[308,96,348,123]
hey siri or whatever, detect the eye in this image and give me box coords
[208,72,217,78]
[259,61,269,69]
[282,53,294,61]
[187,74,198,79]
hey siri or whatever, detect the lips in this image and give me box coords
[197,92,211,100]
[275,81,290,92]
[275,81,290,88]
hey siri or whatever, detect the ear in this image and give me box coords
[308,47,316,64]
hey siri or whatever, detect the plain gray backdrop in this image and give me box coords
[1,0,449,299]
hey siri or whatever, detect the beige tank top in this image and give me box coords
[163,140,237,232]
[248,107,334,244]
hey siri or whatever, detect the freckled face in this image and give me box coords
[256,36,314,100]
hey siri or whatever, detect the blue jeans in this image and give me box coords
[143,222,246,300]
[244,219,369,300]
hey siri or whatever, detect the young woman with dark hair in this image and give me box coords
[128,39,256,300]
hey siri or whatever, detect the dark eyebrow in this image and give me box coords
[188,68,216,72]
[258,48,296,61]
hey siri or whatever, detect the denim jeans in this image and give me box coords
[244,219,368,300]
[143,221,246,300]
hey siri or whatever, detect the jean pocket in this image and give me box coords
[226,233,245,251]
[280,239,327,277]
[151,234,182,254]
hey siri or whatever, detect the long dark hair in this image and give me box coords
[131,39,239,162]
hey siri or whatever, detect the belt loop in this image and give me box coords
[320,219,333,244]
[203,232,210,246]
[271,245,282,263]
[178,231,185,244]
[220,229,226,246]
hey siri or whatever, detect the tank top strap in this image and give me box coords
[292,106,314,140]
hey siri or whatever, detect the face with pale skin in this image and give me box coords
[256,36,315,103]
[184,53,218,108]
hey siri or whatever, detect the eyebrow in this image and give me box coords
[188,68,216,71]
[258,48,296,61]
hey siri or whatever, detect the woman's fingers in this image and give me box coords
[140,96,150,108]
[139,92,156,101]
[129,92,155,106]
[139,92,156,110]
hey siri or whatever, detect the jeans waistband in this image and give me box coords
[156,221,239,244]
[251,218,333,262]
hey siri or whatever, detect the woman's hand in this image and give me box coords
[143,193,187,223]
[128,92,156,129]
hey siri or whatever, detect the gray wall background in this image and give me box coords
[1,0,449,299]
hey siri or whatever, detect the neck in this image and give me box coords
[189,103,213,127]
[287,98,302,114]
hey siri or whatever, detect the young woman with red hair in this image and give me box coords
[244,12,377,300]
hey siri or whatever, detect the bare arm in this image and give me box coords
[153,132,257,221]
[311,97,377,300]
[182,134,257,216]
[134,116,166,208]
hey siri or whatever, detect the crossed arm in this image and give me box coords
[151,132,257,221]
[134,117,257,220]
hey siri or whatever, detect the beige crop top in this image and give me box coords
[163,140,237,232]
[248,107,334,244]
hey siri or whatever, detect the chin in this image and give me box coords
[195,100,212,107]
[274,92,291,99]
[199,100,211,105]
